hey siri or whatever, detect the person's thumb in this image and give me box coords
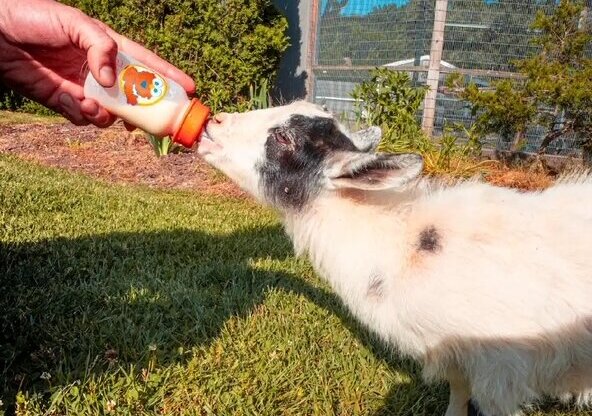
[69,12,118,87]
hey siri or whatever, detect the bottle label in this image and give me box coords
[119,64,168,106]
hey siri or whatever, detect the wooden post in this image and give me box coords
[306,0,320,102]
[421,0,448,137]
[579,6,591,166]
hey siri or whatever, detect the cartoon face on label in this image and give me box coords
[119,65,168,106]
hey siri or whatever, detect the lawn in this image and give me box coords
[0,111,64,126]
[0,154,438,415]
[0,134,587,415]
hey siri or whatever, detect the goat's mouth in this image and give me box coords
[197,124,223,156]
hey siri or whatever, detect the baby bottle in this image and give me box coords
[84,52,210,148]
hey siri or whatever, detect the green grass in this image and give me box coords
[0,155,586,415]
[0,111,64,125]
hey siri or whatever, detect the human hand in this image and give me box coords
[0,0,195,128]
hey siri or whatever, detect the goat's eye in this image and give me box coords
[273,131,292,146]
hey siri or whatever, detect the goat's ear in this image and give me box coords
[326,152,423,191]
[349,126,382,152]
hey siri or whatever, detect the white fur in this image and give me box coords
[199,101,592,416]
[287,180,592,416]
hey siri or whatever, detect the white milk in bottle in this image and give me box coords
[84,52,210,148]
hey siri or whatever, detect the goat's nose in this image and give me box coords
[211,112,231,124]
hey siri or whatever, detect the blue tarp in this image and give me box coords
[320,0,409,16]
[320,0,502,16]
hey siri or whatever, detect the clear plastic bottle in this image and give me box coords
[84,52,210,148]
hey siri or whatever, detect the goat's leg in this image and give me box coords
[444,374,471,416]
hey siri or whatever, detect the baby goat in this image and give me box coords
[197,101,592,416]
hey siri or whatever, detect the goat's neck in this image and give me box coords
[282,190,415,307]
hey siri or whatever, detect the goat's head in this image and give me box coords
[197,101,424,211]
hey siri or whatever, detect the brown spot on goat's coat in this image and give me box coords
[418,226,442,253]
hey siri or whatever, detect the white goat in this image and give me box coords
[197,101,592,416]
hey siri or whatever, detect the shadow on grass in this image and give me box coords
[0,225,439,414]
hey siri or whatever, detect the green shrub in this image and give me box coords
[145,134,176,157]
[1,0,289,114]
[0,85,23,111]
[248,79,272,110]
[351,68,428,153]
[351,68,487,177]
[446,0,592,157]
[0,84,59,116]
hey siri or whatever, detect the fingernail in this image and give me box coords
[58,93,75,110]
[99,66,115,86]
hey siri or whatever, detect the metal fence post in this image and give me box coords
[421,0,448,137]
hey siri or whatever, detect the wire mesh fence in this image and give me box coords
[310,0,590,155]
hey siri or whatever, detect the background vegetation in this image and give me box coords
[344,0,591,164]
[446,0,592,159]
[352,68,486,176]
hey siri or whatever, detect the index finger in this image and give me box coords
[101,24,196,95]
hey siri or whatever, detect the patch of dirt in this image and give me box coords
[484,166,555,191]
[0,122,246,198]
[0,121,560,196]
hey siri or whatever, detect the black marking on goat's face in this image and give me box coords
[418,226,442,253]
[366,273,385,300]
[259,115,357,210]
